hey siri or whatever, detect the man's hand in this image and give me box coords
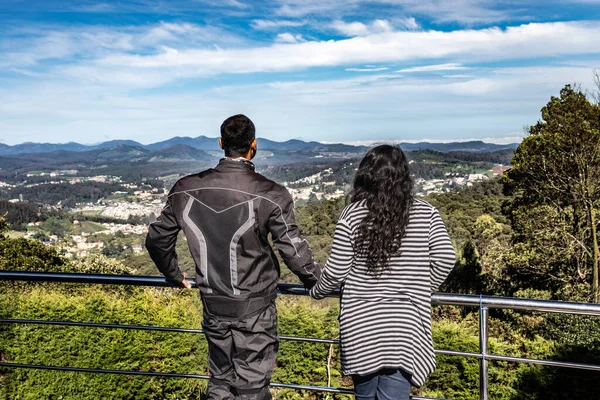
[181,272,192,289]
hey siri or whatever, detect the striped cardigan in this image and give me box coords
[310,199,456,387]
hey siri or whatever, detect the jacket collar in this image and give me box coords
[216,157,256,172]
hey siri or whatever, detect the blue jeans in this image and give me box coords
[352,369,412,400]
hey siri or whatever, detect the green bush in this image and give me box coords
[274,296,350,399]
[418,316,557,400]
[0,284,207,400]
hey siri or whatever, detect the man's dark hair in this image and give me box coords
[220,114,256,157]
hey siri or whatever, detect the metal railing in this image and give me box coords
[2,271,600,400]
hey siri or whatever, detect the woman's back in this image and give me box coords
[310,197,455,386]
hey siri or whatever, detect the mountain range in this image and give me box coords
[0,136,518,156]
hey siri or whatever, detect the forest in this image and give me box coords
[1,85,600,399]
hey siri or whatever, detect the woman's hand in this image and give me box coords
[181,272,192,288]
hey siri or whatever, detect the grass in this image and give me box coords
[75,210,103,217]
[105,193,128,201]
[158,173,181,181]
[473,167,495,175]
[6,230,26,238]
[78,221,107,234]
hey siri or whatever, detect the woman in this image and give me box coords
[310,144,456,399]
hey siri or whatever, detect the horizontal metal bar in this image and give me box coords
[410,398,447,400]
[0,271,337,298]
[0,362,443,399]
[278,335,339,344]
[4,271,600,315]
[0,271,173,287]
[0,319,340,344]
[2,318,595,375]
[17,319,593,370]
[0,362,352,394]
[0,320,503,351]
[435,349,483,359]
[433,292,600,316]
[270,381,353,394]
[433,349,600,371]
[0,319,204,333]
[0,362,208,379]
[485,354,600,371]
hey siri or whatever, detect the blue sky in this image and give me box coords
[1,0,600,145]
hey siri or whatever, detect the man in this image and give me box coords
[145,114,321,400]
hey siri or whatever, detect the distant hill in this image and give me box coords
[146,136,221,152]
[0,137,518,156]
[0,141,89,155]
[95,144,151,161]
[149,144,216,162]
[91,140,145,150]
[409,148,515,165]
[398,141,517,153]
[258,138,321,151]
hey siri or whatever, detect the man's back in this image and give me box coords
[146,157,319,299]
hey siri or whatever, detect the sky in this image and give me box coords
[1,0,600,146]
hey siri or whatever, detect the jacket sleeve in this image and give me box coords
[310,219,354,300]
[429,207,456,291]
[145,196,184,286]
[268,189,321,289]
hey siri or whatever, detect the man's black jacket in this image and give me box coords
[145,158,321,299]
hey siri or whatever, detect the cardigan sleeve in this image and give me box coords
[429,207,456,291]
[310,219,354,300]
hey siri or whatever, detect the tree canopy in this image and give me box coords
[505,85,600,301]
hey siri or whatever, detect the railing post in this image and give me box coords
[479,296,489,400]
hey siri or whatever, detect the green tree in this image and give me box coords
[441,241,483,294]
[502,205,588,300]
[43,216,73,239]
[0,213,8,239]
[505,85,600,301]
[0,237,67,272]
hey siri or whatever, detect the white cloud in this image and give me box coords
[266,81,306,90]
[275,33,306,43]
[346,67,390,72]
[330,21,369,36]
[136,22,244,47]
[0,22,244,70]
[330,19,394,36]
[275,1,345,18]
[445,78,499,95]
[221,0,249,8]
[371,19,394,33]
[395,0,515,24]
[74,21,600,88]
[395,17,420,30]
[7,21,600,88]
[72,2,117,13]
[274,0,517,24]
[251,19,307,29]
[397,63,468,73]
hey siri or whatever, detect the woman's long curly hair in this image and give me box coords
[351,144,414,274]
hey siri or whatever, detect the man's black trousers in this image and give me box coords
[202,300,278,400]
